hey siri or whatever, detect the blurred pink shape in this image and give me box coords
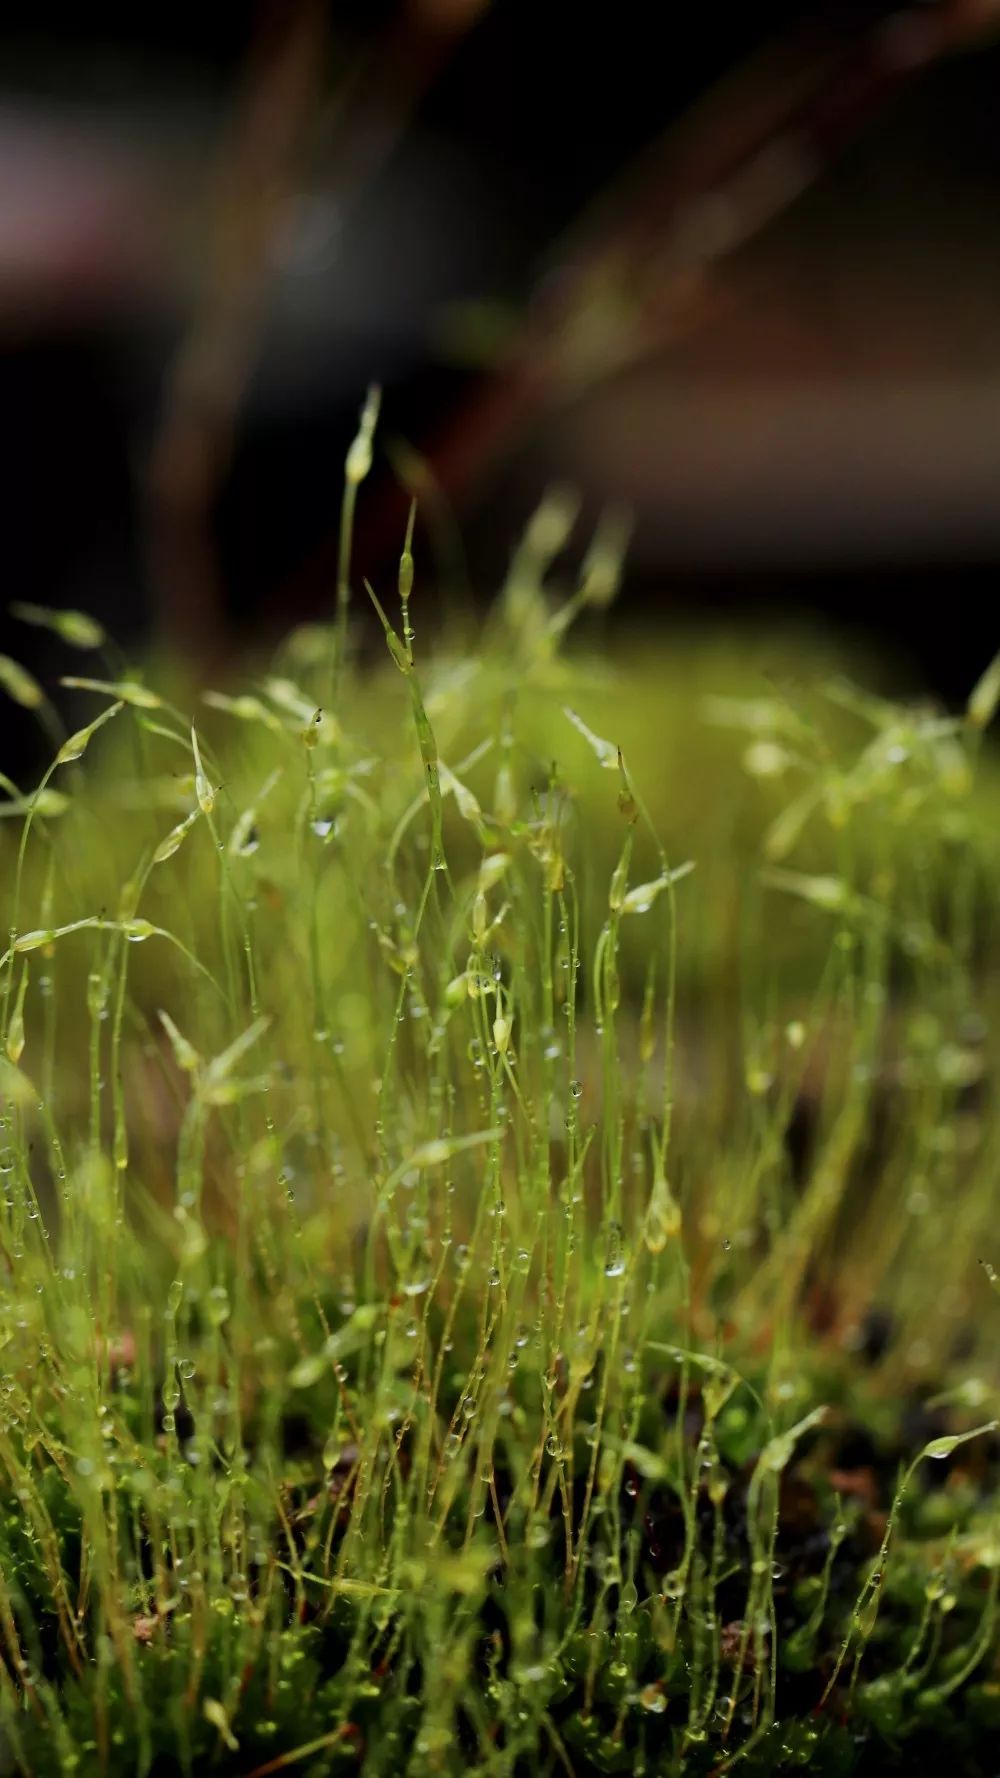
[0,110,161,324]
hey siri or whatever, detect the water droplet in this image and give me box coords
[603,1220,626,1278]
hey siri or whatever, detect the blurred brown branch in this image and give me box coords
[147,0,328,665]
[146,0,489,665]
[350,0,1000,582]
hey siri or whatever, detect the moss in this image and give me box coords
[0,489,998,1774]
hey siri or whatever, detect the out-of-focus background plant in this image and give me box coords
[2,1,1000,708]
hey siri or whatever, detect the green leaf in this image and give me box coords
[922,1421,998,1462]
[563,705,618,769]
[0,789,69,819]
[968,650,1000,730]
[621,863,695,914]
[11,601,104,649]
[158,1010,201,1074]
[0,655,44,710]
[202,689,285,733]
[203,1017,270,1093]
[61,675,160,709]
[56,700,124,764]
[763,784,822,862]
[0,1056,36,1107]
[439,761,484,829]
[202,1699,238,1752]
[761,868,851,914]
[263,676,320,724]
[758,1406,827,1474]
[153,809,201,864]
[290,1304,382,1387]
[190,725,215,814]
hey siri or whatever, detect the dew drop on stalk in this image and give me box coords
[603,1220,626,1278]
[644,1170,681,1254]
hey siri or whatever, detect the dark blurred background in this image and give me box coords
[2,0,999,716]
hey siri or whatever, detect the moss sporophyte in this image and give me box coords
[0,426,998,1774]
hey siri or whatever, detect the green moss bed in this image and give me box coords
[0,474,998,1776]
